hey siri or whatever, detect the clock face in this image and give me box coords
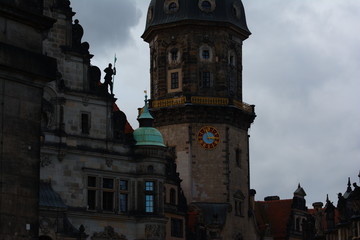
[198,126,220,149]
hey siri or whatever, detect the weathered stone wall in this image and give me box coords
[149,24,244,101]
[0,2,56,239]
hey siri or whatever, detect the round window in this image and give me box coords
[169,2,178,11]
[201,1,211,10]
[199,0,215,12]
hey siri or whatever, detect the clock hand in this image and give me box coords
[207,136,219,140]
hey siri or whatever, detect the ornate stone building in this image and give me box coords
[142,0,258,239]
[0,0,260,239]
[1,0,187,239]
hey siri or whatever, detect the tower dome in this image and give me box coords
[143,0,250,39]
[133,94,165,147]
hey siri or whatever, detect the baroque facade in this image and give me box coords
[1,0,187,239]
[0,0,260,239]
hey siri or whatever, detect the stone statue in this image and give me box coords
[104,63,116,95]
[337,193,347,221]
[72,19,83,48]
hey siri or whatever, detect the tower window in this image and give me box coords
[81,112,90,134]
[167,69,182,93]
[171,72,179,89]
[199,45,213,61]
[202,71,211,88]
[202,50,210,59]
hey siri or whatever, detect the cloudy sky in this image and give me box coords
[70,0,360,206]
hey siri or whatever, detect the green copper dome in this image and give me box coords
[133,93,165,147]
[133,127,165,147]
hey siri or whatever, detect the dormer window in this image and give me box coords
[169,2,177,11]
[199,0,215,12]
[200,71,212,88]
[165,0,179,14]
[201,1,211,10]
[232,2,242,19]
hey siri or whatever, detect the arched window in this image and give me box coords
[170,188,176,205]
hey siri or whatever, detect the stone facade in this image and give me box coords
[37,1,187,239]
[0,0,56,239]
[1,0,260,239]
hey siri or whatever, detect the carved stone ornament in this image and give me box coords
[105,158,113,168]
[145,224,165,239]
[40,154,52,167]
[91,226,127,240]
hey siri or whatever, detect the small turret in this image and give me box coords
[292,183,307,211]
[133,93,165,147]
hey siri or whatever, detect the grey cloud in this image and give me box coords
[70,0,142,56]
[243,0,360,204]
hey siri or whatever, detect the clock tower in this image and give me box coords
[142,0,257,239]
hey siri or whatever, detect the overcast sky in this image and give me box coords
[70,0,360,207]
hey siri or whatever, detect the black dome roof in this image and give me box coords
[143,0,251,38]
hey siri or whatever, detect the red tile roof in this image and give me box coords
[255,199,293,240]
[112,102,134,134]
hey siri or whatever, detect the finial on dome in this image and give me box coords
[144,90,148,102]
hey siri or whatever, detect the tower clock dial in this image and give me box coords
[197,126,220,149]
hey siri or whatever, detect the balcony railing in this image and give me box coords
[150,96,254,113]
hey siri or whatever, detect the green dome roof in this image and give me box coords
[133,127,165,147]
[133,93,165,147]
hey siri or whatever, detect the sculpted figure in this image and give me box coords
[104,63,116,94]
